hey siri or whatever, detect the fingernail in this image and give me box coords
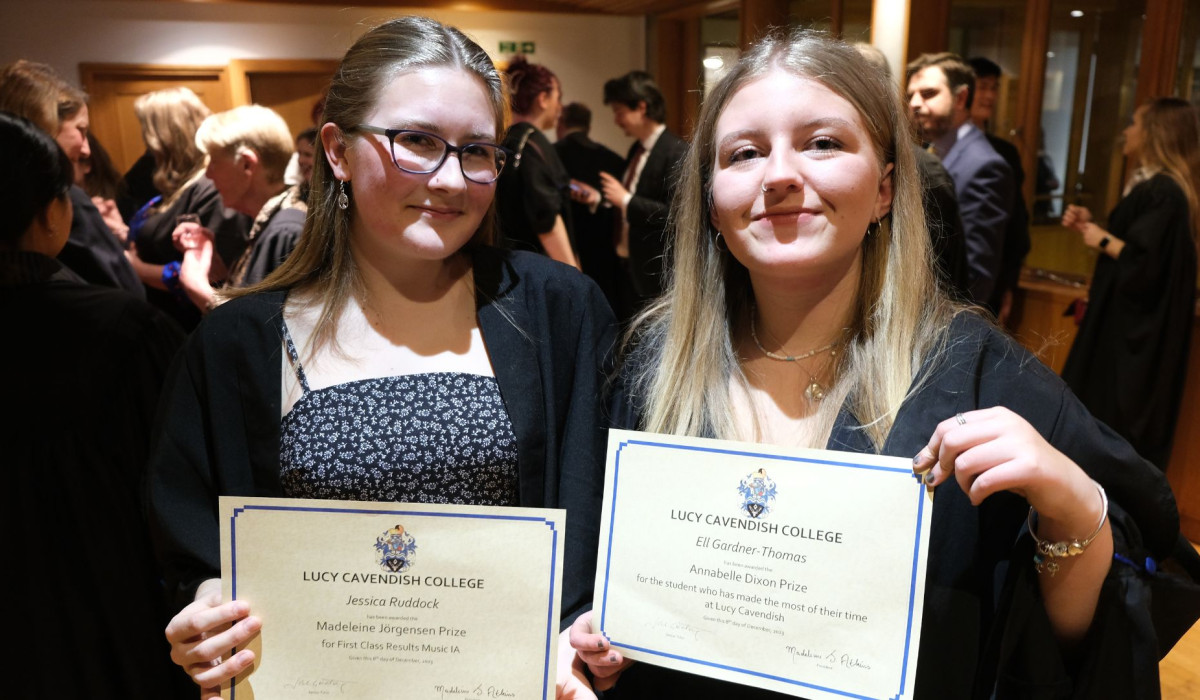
[596,640,605,649]
[923,471,935,485]
[608,653,618,662]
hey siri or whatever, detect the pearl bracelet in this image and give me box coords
[1027,480,1108,577]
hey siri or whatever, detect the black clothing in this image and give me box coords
[986,134,1032,316]
[1062,173,1197,469]
[122,150,160,210]
[133,176,251,329]
[914,145,969,301]
[2,252,187,699]
[555,131,627,317]
[278,320,520,505]
[227,186,306,288]
[147,247,617,628]
[58,185,144,299]
[497,123,574,256]
[622,129,688,301]
[608,312,1195,699]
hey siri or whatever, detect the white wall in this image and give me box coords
[0,0,645,151]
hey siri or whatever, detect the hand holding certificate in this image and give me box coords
[218,498,565,699]
[592,430,932,700]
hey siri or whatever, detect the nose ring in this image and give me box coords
[760,183,769,193]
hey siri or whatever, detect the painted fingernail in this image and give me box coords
[923,471,935,485]
[608,653,618,662]
[596,640,605,649]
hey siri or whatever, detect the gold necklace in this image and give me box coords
[749,312,842,402]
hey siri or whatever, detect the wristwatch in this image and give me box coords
[1099,236,1111,250]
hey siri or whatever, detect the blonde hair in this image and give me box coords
[133,87,211,200]
[0,60,87,136]
[1138,98,1200,240]
[230,16,508,356]
[195,105,295,184]
[626,27,957,450]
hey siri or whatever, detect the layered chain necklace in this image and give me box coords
[748,312,843,402]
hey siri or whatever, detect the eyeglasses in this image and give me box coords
[353,125,514,184]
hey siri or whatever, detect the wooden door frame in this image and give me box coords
[226,58,340,107]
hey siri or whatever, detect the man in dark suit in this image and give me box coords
[968,56,1031,323]
[907,53,1014,310]
[554,102,627,315]
[574,71,687,307]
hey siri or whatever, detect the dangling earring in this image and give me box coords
[337,181,350,210]
[714,229,728,252]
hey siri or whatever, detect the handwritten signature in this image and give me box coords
[282,678,353,694]
[434,683,516,699]
[784,646,872,671]
[650,619,704,641]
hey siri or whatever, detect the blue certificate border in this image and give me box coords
[599,439,927,700]
[226,504,561,700]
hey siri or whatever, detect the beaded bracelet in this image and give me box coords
[1027,480,1108,577]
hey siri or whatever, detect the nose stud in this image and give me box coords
[761,183,769,193]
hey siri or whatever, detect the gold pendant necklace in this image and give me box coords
[749,311,841,403]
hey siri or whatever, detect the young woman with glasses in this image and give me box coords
[148,17,615,697]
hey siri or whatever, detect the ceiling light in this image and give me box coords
[1070,10,1084,18]
[703,56,724,70]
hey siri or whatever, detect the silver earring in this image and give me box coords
[760,183,769,193]
[337,181,349,210]
[714,230,728,252]
[866,218,880,237]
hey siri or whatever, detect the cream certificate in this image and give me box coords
[219,497,565,700]
[594,430,932,700]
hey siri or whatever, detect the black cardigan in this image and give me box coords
[147,247,617,626]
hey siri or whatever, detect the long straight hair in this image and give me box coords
[230,16,507,357]
[626,28,957,450]
[133,87,211,202]
[1139,97,1200,241]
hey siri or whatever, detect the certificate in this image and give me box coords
[594,430,931,699]
[219,497,565,699]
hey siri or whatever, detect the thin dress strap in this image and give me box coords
[280,318,311,394]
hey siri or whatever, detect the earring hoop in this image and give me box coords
[866,217,880,237]
[337,181,350,210]
[714,230,728,252]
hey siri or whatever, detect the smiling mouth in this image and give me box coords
[413,205,462,217]
[754,209,815,222]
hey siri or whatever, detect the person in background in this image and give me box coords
[855,42,969,301]
[496,55,579,268]
[967,56,1031,324]
[294,125,318,200]
[907,53,1014,312]
[573,71,687,308]
[82,131,134,241]
[1061,98,1200,471]
[555,101,626,317]
[0,60,143,298]
[146,17,613,697]
[0,110,186,700]
[568,28,1196,699]
[174,104,307,310]
[124,86,250,329]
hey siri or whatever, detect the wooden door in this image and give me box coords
[80,64,230,174]
[228,59,339,138]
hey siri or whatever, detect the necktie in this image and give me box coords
[615,143,646,257]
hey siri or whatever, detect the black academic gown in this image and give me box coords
[1061,173,1197,470]
[607,312,1196,699]
[147,247,616,628]
[1,252,187,698]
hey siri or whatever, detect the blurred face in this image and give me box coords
[971,74,998,126]
[540,79,563,131]
[326,67,498,264]
[205,148,254,215]
[611,101,647,139]
[296,137,316,182]
[710,69,893,285]
[906,66,957,141]
[56,105,90,185]
[1123,106,1147,159]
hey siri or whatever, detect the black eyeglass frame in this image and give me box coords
[352,124,516,184]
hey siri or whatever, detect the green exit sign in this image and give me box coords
[499,41,536,54]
